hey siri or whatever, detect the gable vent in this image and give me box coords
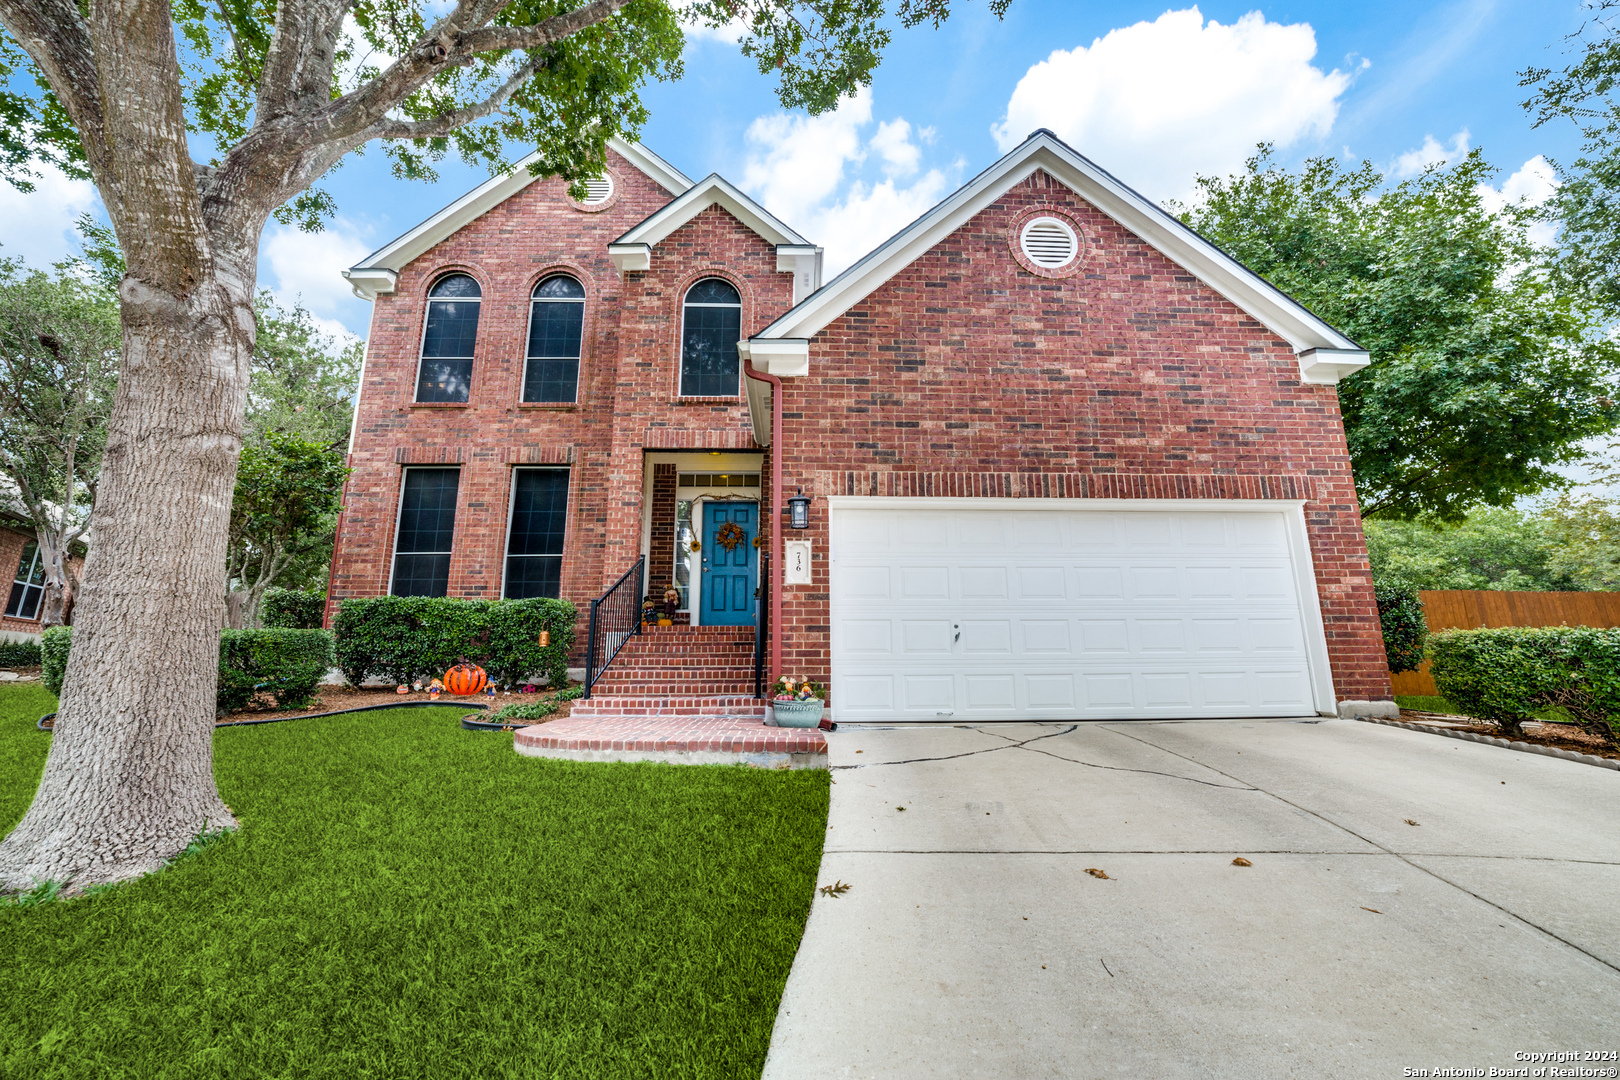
[581,175,614,205]
[1020,217,1078,269]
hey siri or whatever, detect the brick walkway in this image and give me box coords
[513,713,828,768]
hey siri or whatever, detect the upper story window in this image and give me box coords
[417,274,480,402]
[680,278,742,398]
[5,541,44,620]
[524,275,585,404]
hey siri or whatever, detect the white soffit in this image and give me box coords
[342,137,692,298]
[750,130,1368,382]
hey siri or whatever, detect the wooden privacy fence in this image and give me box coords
[1390,590,1620,696]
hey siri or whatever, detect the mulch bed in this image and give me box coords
[1397,709,1620,761]
[218,685,577,725]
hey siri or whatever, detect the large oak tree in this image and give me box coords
[0,0,1005,892]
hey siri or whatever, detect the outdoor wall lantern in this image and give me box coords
[788,489,812,530]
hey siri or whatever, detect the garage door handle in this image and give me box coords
[953,623,960,644]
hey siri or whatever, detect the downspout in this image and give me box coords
[743,357,783,682]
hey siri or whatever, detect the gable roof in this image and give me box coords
[742,130,1368,386]
[606,173,814,270]
[342,138,692,299]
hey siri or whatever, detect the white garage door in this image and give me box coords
[829,501,1332,722]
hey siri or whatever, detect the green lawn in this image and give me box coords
[0,685,830,1079]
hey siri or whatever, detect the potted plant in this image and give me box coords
[770,675,825,727]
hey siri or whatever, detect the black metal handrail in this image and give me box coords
[583,556,645,699]
[754,553,770,698]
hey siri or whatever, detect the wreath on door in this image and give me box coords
[715,521,747,551]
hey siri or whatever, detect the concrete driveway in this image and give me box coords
[762,718,1620,1079]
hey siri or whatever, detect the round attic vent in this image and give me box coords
[580,175,614,205]
[1019,216,1078,269]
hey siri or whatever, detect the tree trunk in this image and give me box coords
[0,276,251,892]
[224,589,249,629]
[32,526,73,630]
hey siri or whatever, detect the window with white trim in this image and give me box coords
[504,469,569,599]
[4,541,44,620]
[417,274,480,402]
[680,278,742,397]
[524,275,584,403]
[391,468,460,596]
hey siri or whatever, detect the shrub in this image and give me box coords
[491,700,558,723]
[0,639,43,669]
[36,626,333,713]
[1375,582,1429,674]
[41,626,71,695]
[260,588,327,630]
[332,596,575,689]
[218,628,335,712]
[1429,625,1620,745]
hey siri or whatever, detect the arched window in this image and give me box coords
[680,278,742,397]
[524,275,585,403]
[416,274,480,402]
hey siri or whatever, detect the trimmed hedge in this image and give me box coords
[39,626,334,713]
[41,627,70,695]
[1429,626,1620,745]
[331,596,575,689]
[0,638,43,669]
[260,588,327,630]
[1375,582,1428,674]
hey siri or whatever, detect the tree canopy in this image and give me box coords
[1178,146,1620,522]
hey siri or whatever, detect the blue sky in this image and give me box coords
[0,0,1597,342]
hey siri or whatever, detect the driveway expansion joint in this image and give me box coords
[1106,722,1620,978]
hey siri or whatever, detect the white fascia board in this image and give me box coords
[608,243,652,272]
[1297,348,1372,385]
[752,132,1362,362]
[614,174,812,250]
[342,267,398,300]
[738,338,809,377]
[776,244,824,303]
[343,137,692,285]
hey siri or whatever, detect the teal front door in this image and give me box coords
[700,502,757,626]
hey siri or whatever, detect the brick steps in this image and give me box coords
[582,625,765,720]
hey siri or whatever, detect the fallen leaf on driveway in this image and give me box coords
[1084,868,1111,880]
[896,806,906,811]
[1361,907,1382,914]
[1404,819,1420,826]
[818,880,852,898]
[1232,857,1252,867]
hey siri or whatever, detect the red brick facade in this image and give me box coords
[327,147,789,635]
[329,149,1390,707]
[770,170,1388,703]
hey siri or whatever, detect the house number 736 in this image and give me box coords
[784,540,812,585]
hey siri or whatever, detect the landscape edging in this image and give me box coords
[1356,715,1620,772]
[36,699,490,732]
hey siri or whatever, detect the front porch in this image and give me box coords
[513,712,826,769]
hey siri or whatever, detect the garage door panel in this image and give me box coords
[831,506,1324,721]
[961,566,1009,598]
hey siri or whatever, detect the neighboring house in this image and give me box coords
[328,130,1394,721]
[1,519,49,641]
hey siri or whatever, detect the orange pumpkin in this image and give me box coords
[443,663,489,696]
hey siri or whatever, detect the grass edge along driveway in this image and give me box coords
[0,685,829,1079]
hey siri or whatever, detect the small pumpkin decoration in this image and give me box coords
[716,521,746,551]
[444,662,489,696]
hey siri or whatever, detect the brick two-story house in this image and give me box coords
[328,131,1395,722]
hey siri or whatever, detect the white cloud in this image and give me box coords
[1478,155,1559,248]
[0,165,101,270]
[261,221,373,319]
[677,0,749,44]
[991,7,1351,202]
[1392,129,1470,177]
[871,119,922,178]
[740,90,953,276]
